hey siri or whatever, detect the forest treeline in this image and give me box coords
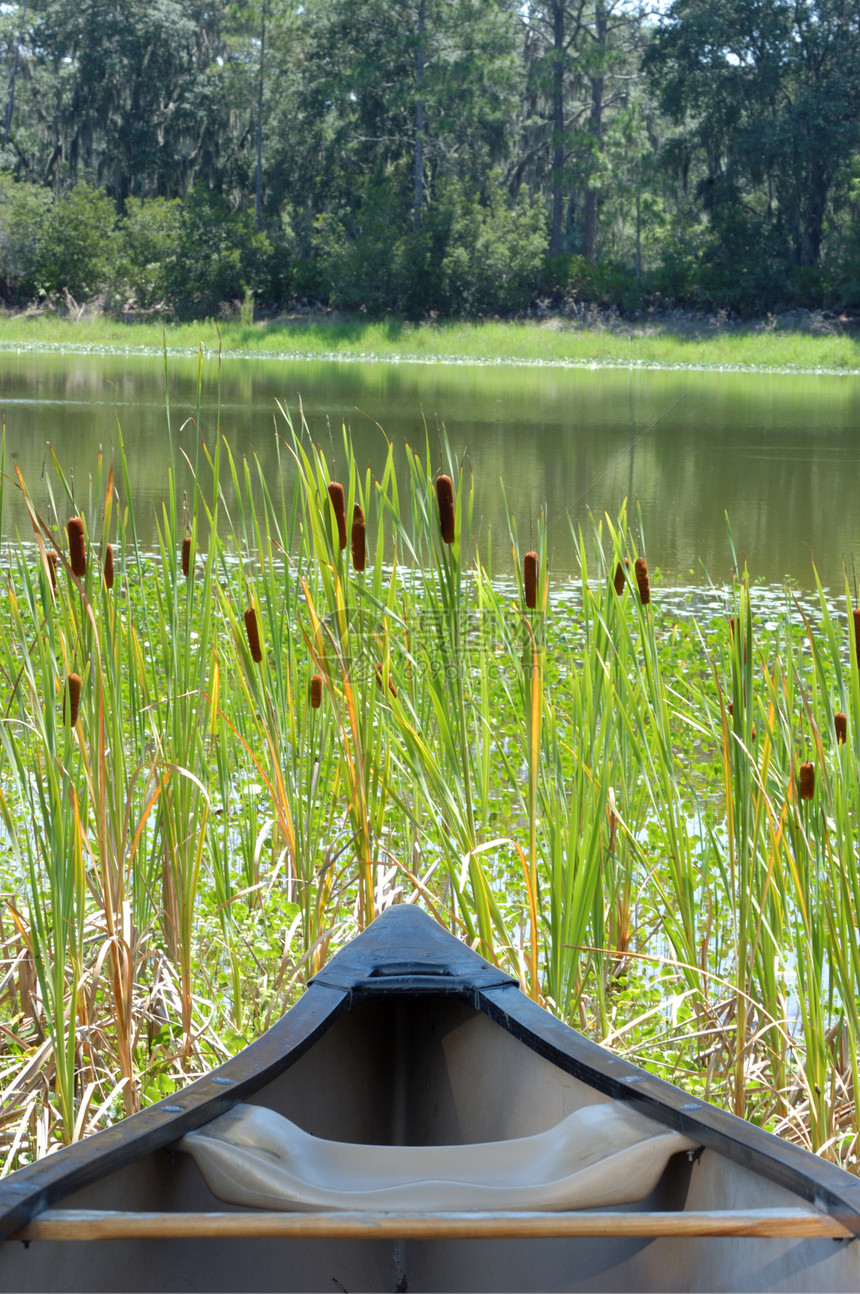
[2,0,860,321]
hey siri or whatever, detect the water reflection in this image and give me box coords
[1,350,858,589]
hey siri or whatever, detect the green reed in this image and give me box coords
[2,387,860,1174]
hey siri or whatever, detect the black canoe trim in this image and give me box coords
[0,983,348,1241]
[2,905,860,1242]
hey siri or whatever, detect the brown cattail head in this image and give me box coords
[328,482,347,550]
[799,761,815,801]
[524,551,538,609]
[351,504,366,572]
[68,517,86,578]
[436,474,455,544]
[375,663,397,699]
[835,711,848,744]
[613,561,626,595]
[244,608,262,664]
[66,673,82,727]
[634,557,650,605]
[728,701,734,717]
[182,536,191,578]
[310,673,323,709]
[103,543,114,590]
[46,551,58,592]
[854,609,860,669]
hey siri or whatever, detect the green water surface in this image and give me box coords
[1,350,857,590]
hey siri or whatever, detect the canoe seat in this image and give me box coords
[179,1102,697,1213]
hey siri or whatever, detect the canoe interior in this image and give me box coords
[2,992,858,1293]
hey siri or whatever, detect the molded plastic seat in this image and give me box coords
[179,1102,696,1212]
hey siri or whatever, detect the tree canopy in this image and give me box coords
[1,0,860,316]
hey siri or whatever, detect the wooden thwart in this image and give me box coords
[14,1207,854,1243]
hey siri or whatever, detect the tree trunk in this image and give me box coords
[413,0,426,233]
[582,0,606,261]
[256,8,266,232]
[549,0,566,257]
[2,5,26,144]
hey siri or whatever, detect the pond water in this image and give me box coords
[1,348,858,591]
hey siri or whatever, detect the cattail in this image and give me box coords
[103,544,114,590]
[799,761,815,801]
[328,482,347,550]
[436,474,455,544]
[613,561,627,595]
[375,663,397,699]
[46,551,58,592]
[66,672,82,727]
[835,711,847,744]
[351,504,366,572]
[524,551,538,609]
[244,608,262,663]
[68,517,86,578]
[854,609,860,670]
[634,557,650,605]
[728,701,734,717]
[310,673,323,709]
[182,536,191,578]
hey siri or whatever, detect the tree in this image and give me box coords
[299,0,522,228]
[647,0,860,272]
[2,0,254,209]
[518,0,645,259]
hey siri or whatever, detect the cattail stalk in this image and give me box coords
[68,517,86,578]
[524,551,538,609]
[634,557,650,605]
[244,608,262,663]
[436,475,455,544]
[103,544,114,590]
[328,482,347,550]
[799,761,815,801]
[375,663,397,698]
[835,711,847,744]
[66,673,82,727]
[310,673,323,709]
[351,504,366,571]
[854,609,860,670]
[729,615,747,661]
[182,536,191,578]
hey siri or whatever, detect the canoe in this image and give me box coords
[1,906,859,1292]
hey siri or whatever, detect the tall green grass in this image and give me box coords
[1,393,860,1174]
[1,313,859,373]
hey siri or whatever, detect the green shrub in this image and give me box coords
[166,188,277,318]
[34,184,119,301]
[433,179,546,315]
[115,197,183,310]
[314,173,417,313]
[0,174,52,302]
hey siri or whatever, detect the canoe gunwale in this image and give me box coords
[480,982,860,1236]
[2,906,860,1248]
[0,982,349,1242]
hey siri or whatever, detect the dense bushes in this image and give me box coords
[0,172,548,319]
[0,172,852,321]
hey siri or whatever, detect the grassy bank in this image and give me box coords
[2,310,860,372]
[1,404,860,1177]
